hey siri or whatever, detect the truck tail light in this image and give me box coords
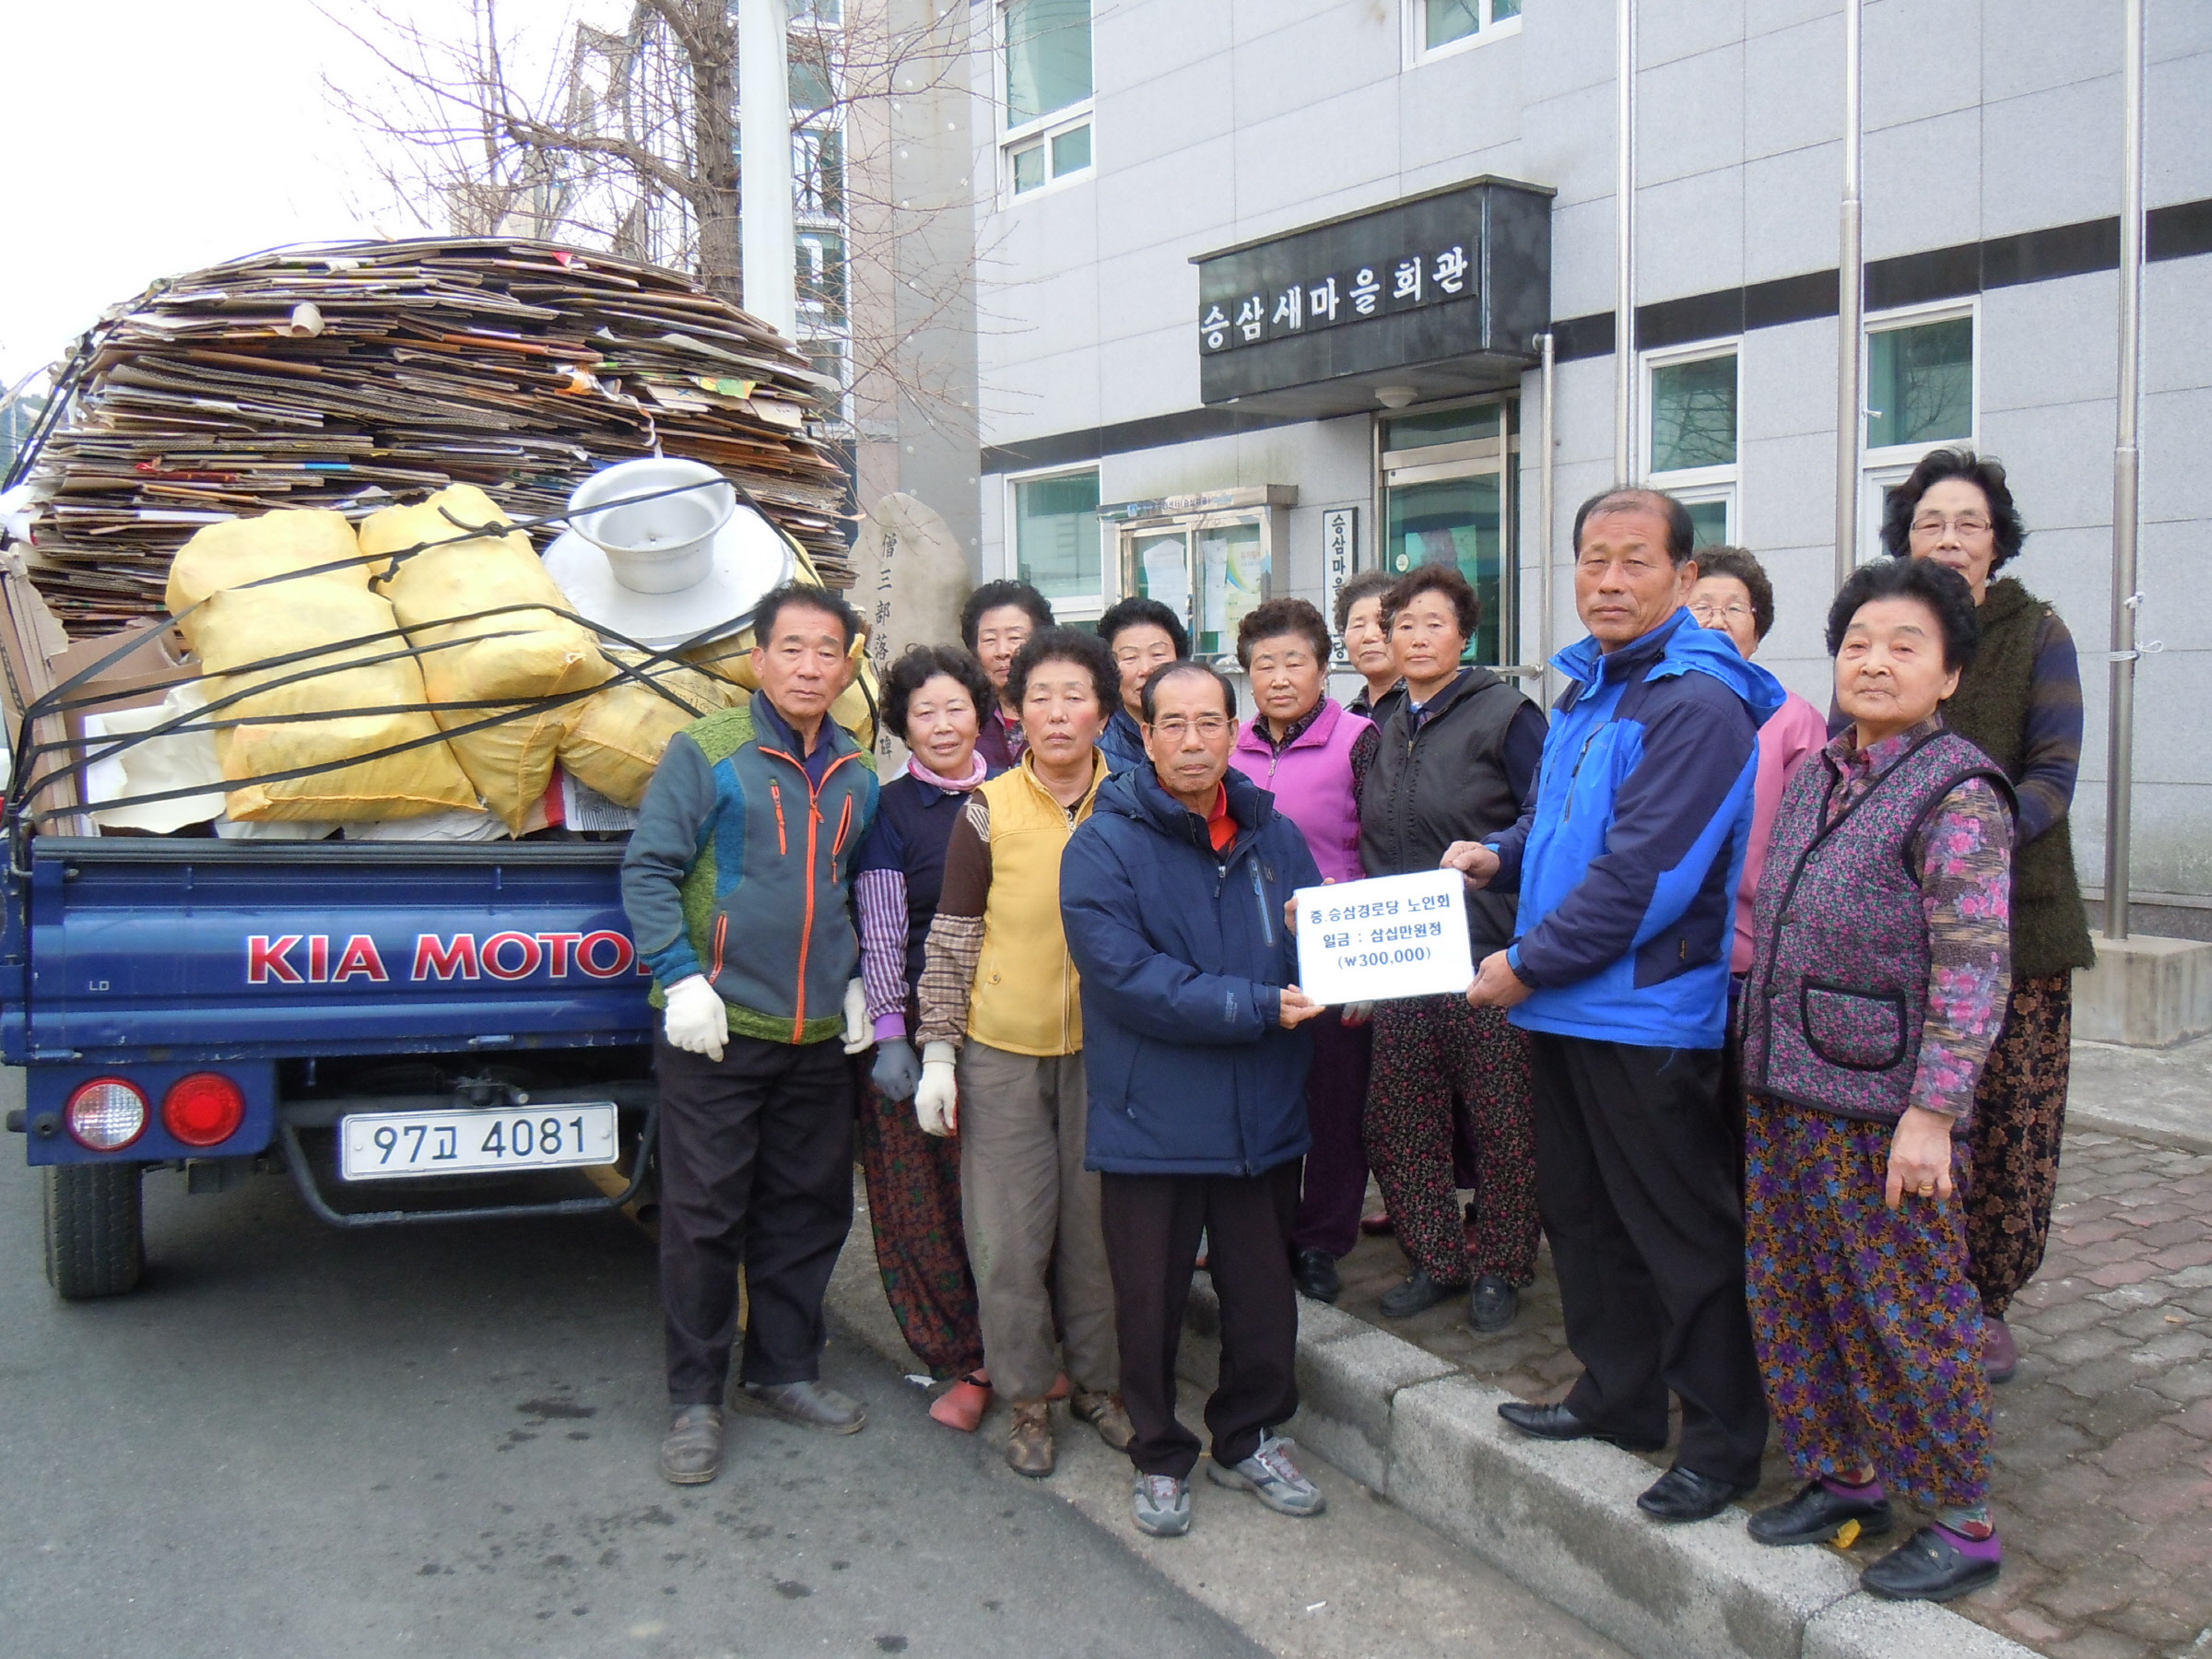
[162,1074,246,1147]
[65,1079,148,1151]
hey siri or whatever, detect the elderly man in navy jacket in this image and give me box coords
[1061,661,1330,1541]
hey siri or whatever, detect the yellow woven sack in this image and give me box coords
[167,509,370,620]
[559,653,744,807]
[191,579,478,822]
[359,485,614,830]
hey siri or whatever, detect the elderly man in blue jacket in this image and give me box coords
[1449,488,1784,1525]
[1062,660,1330,1540]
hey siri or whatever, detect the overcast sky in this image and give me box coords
[0,0,607,388]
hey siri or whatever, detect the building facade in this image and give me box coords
[952,0,2212,912]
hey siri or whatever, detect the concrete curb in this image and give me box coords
[1178,1280,2037,1659]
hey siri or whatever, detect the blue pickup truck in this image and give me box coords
[2,833,661,1298]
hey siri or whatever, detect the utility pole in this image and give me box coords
[2105,0,2147,940]
[1614,0,1636,483]
[1834,0,1863,588]
[739,0,798,341]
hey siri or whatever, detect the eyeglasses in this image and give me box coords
[1911,513,1992,538]
[1688,600,1754,623]
[1150,716,1232,740]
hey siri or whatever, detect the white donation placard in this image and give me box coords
[1294,868,1476,1006]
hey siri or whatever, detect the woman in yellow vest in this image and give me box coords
[916,627,1135,1477]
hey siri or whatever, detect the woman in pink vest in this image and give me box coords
[1229,599,1377,1306]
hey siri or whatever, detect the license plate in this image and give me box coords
[338,1104,620,1182]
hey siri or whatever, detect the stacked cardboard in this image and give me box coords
[12,237,852,635]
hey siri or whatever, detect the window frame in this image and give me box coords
[1641,338,1740,492]
[1861,297,1979,466]
[997,0,1095,205]
[1006,463,1106,620]
[1371,393,1522,671]
[1858,299,1979,562]
[1405,0,1524,68]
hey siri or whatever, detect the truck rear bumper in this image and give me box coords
[276,1082,658,1229]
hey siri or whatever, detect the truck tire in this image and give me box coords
[42,1163,145,1300]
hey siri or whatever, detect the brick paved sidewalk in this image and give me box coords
[1334,1127,2212,1659]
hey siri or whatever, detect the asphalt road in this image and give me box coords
[0,1065,1622,1659]
[0,1072,1261,1659]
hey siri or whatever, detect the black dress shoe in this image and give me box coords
[1747,1480,1894,1547]
[1378,1267,1463,1318]
[1861,1526,2003,1602]
[1636,1465,1754,1523]
[1467,1273,1518,1333]
[1496,1399,1665,1453]
[1292,1248,1341,1304]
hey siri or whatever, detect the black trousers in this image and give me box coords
[1099,1160,1301,1480]
[656,1031,857,1406]
[1528,1033,1769,1489]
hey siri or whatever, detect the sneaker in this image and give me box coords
[1072,1388,1135,1452]
[658,1404,724,1486]
[1206,1433,1326,1517]
[1132,1472,1192,1537]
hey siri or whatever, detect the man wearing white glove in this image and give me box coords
[622,583,879,1488]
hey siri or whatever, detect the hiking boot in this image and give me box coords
[1072,1389,1135,1452]
[1132,1472,1192,1537]
[1006,1400,1054,1477]
[659,1404,724,1486]
[1206,1434,1326,1517]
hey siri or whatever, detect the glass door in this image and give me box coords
[1118,514,1273,660]
[1379,399,1512,666]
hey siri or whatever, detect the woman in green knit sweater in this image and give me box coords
[1886,449,2096,1385]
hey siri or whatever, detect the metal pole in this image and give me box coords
[1834,0,1864,588]
[1614,0,1636,482]
[1538,331,1557,705]
[739,0,798,341]
[2105,0,2146,941]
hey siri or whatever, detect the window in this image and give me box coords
[1013,469,1101,605]
[1411,0,1522,61]
[1644,346,1738,550]
[1377,398,1516,666]
[1866,313,1974,452]
[1119,520,1271,660]
[1860,305,1976,559]
[1002,0,1092,197]
[794,129,844,218]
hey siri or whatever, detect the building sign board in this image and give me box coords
[1192,176,1553,418]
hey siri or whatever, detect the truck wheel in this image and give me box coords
[42,1163,145,1300]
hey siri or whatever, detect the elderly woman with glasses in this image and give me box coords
[1884,449,2094,1386]
[1739,555,2013,1604]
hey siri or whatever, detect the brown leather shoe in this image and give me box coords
[1006,1400,1054,1477]
[659,1404,724,1486]
[1072,1389,1135,1452]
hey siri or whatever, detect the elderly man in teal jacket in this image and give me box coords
[622,582,878,1488]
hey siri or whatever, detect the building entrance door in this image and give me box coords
[1378,399,1514,667]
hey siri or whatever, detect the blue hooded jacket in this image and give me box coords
[1487,607,1783,1050]
[1061,762,1321,1177]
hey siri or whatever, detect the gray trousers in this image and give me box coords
[958,1041,1119,1404]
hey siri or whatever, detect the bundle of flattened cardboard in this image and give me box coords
[10,237,853,637]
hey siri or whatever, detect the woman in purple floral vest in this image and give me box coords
[1738,558,2017,1605]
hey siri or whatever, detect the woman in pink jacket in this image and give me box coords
[1688,547,1830,1147]
[1228,598,1376,1308]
